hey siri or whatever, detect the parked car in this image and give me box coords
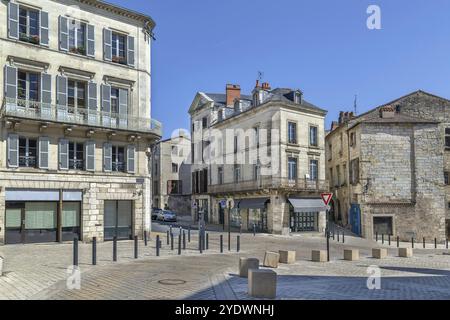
[157,210,177,222]
[152,208,162,220]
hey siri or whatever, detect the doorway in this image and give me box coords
[104,200,133,241]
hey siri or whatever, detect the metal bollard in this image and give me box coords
[332,229,335,240]
[156,235,160,256]
[171,233,174,251]
[134,235,138,259]
[412,237,414,249]
[220,235,223,253]
[228,229,231,251]
[237,235,240,252]
[178,234,181,255]
[144,231,148,246]
[92,237,97,266]
[326,231,330,262]
[423,237,426,249]
[253,223,256,236]
[73,237,79,266]
[170,225,173,236]
[446,239,449,249]
[376,232,378,242]
[397,236,400,248]
[342,231,345,243]
[206,233,209,250]
[113,236,117,262]
[337,230,340,242]
[199,233,203,254]
[388,234,391,246]
[435,238,437,249]
[382,234,384,244]
[183,230,186,250]
[166,230,170,245]
[188,227,191,242]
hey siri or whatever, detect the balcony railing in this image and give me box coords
[19,156,37,168]
[1,98,162,136]
[208,176,329,195]
[69,159,84,170]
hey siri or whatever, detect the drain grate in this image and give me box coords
[158,279,187,286]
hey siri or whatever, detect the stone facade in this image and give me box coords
[0,0,159,244]
[326,91,449,241]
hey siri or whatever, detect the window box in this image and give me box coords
[70,46,86,55]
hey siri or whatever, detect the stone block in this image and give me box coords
[344,249,359,261]
[311,250,327,262]
[372,248,388,259]
[239,258,259,278]
[399,247,413,258]
[248,269,277,299]
[263,251,280,268]
[278,250,296,264]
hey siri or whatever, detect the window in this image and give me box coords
[336,165,341,186]
[254,126,260,149]
[446,129,450,148]
[202,117,208,129]
[19,7,40,44]
[154,162,158,175]
[234,165,241,183]
[340,132,344,155]
[288,157,298,181]
[112,146,126,172]
[172,163,178,173]
[309,126,318,147]
[19,137,37,168]
[112,32,126,64]
[288,122,297,144]
[69,142,84,170]
[343,164,347,184]
[254,165,260,181]
[17,70,39,106]
[350,132,356,147]
[294,91,302,104]
[448,202,450,209]
[218,167,223,185]
[310,160,318,181]
[68,80,87,110]
[171,146,178,155]
[167,180,182,195]
[350,158,360,185]
[111,87,120,113]
[191,143,195,164]
[234,136,238,154]
[445,172,450,185]
[69,20,86,55]
[329,168,333,186]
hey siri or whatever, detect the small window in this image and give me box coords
[171,145,178,155]
[153,180,159,196]
[69,20,87,55]
[350,132,356,147]
[202,117,208,129]
[112,146,126,172]
[447,202,450,209]
[112,32,127,64]
[218,167,224,184]
[172,163,178,173]
[69,142,84,170]
[234,136,238,154]
[288,122,297,144]
[328,143,332,161]
[350,158,360,185]
[309,126,318,147]
[294,91,302,104]
[445,128,450,148]
[167,180,182,195]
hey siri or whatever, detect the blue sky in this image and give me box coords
[109,0,450,139]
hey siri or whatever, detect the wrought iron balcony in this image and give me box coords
[19,156,37,168]
[1,98,162,136]
[208,176,329,195]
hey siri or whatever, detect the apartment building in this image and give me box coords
[0,0,161,245]
[189,82,329,235]
[326,91,449,241]
[152,133,191,215]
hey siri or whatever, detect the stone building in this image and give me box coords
[326,91,449,241]
[188,82,329,234]
[152,133,191,215]
[0,0,161,244]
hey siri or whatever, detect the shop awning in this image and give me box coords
[288,198,328,213]
[237,198,269,209]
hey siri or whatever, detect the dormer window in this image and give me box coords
[253,92,259,106]
[234,100,240,113]
[294,91,302,104]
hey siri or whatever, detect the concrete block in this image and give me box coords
[278,250,296,264]
[248,269,277,299]
[311,250,327,262]
[372,248,388,259]
[0,256,3,276]
[344,249,359,261]
[239,258,259,278]
[399,247,413,258]
[263,251,280,268]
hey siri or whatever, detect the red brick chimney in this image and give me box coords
[261,82,271,90]
[226,84,241,106]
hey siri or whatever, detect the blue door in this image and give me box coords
[349,204,361,236]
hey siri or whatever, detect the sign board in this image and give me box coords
[321,193,333,206]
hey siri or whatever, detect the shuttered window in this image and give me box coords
[85,141,95,171]
[38,137,49,169]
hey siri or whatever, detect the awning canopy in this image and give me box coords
[237,198,270,209]
[288,198,328,213]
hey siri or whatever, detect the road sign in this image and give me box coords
[321,193,333,206]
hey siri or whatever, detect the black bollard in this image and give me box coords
[337,230,340,242]
[376,232,378,242]
[183,230,186,250]
[382,234,384,244]
[113,236,117,262]
[253,224,256,236]
[228,229,231,251]
[342,231,345,243]
[412,237,414,249]
[144,231,148,246]
[188,227,191,242]
[199,233,203,254]
[92,237,97,266]
[166,230,170,245]
[446,239,449,249]
[435,238,437,249]
[220,234,223,253]
[326,231,330,262]
[388,234,391,246]
[73,237,79,266]
[423,237,426,249]
[397,236,400,248]
[134,235,138,259]
[237,235,240,252]
[156,235,160,256]
[206,233,209,250]
[171,233,174,251]
[178,234,181,255]
[170,225,173,236]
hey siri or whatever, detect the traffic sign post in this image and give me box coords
[321,193,333,233]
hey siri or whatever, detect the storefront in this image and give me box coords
[104,200,133,241]
[4,189,82,244]
[236,198,269,233]
[288,198,327,232]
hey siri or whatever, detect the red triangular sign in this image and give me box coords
[321,193,333,206]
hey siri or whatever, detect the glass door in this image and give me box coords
[24,202,57,243]
[104,200,133,241]
[5,204,24,244]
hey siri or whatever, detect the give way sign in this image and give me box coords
[321,193,333,206]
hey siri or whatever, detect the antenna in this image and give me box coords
[257,71,264,81]
[354,94,358,115]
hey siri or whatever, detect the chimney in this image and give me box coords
[380,105,395,118]
[261,82,271,90]
[226,84,241,106]
[255,79,261,88]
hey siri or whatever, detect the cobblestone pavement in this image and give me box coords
[1,231,449,300]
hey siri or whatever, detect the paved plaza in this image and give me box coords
[0,229,449,300]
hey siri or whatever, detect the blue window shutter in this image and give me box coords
[59,139,69,170]
[118,88,128,128]
[4,65,17,101]
[40,11,49,46]
[8,2,19,39]
[7,134,19,168]
[103,28,112,61]
[87,24,95,57]
[56,75,68,107]
[101,84,111,112]
[127,36,135,67]
[59,16,69,51]
[39,137,50,169]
